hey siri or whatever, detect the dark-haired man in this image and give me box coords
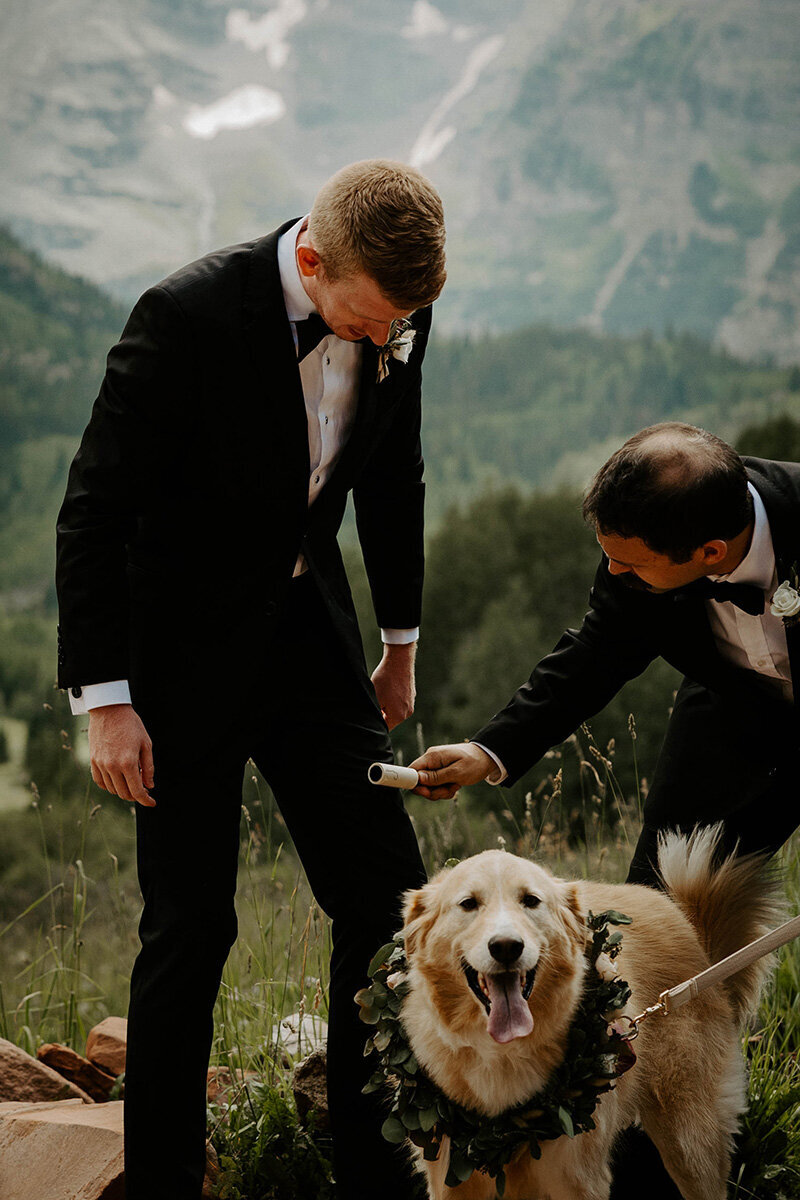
[56,159,446,1200]
[411,421,800,879]
[410,421,800,1198]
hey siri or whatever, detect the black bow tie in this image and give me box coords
[295,313,332,362]
[684,578,765,616]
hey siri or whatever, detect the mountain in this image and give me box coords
[1,0,799,359]
[1,228,798,604]
[0,230,127,603]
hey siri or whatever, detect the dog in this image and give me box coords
[395,828,781,1200]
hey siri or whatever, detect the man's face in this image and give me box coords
[297,244,413,345]
[314,269,412,345]
[597,531,712,593]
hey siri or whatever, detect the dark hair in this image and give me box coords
[582,423,753,562]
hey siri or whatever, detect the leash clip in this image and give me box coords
[613,990,669,1042]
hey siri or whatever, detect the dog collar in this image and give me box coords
[357,910,635,1193]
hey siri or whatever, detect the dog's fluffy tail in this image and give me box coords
[657,824,784,1021]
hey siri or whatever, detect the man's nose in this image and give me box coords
[368,323,392,346]
[607,559,626,576]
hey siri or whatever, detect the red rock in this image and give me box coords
[206,1065,258,1107]
[0,1039,93,1104]
[0,1099,123,1199]
[37,1044,116,1102]
[85,1018,127,1077]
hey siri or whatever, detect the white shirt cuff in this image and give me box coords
[69,679,132,716]
[471,742,507,785]
[380,628,419,645]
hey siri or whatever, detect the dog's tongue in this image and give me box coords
[486,972,534,1043]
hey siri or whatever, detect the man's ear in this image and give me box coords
[700,539,728,567]
[296,244,322,279]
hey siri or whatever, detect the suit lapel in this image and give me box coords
[745,461,800,715]
[240,220,310,489]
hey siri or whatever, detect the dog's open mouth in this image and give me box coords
[462,962,537,1044]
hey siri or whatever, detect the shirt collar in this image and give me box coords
[277,215,316,323]
[711,482,775,589]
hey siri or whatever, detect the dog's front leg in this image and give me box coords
[419,1137,500,1200]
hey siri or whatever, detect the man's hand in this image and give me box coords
[88,703,156,807]
[371,642,416,730]
[409,742,495,800]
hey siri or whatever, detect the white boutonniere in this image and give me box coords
[770,564,800,627]
[377,318,416,383]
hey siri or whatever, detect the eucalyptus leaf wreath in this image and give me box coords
[356,910,636,1195]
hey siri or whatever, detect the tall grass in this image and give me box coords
[1,722,799,1197]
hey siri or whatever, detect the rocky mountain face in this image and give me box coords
[1,0,799,359]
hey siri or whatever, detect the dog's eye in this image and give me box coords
[522,894,541,909]
[459,897,479,911]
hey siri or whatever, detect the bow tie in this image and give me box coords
[295,313,332,362]
[684,578,765,616]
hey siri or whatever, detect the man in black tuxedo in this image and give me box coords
[410,421,800,1197]
[56,159,446,1200]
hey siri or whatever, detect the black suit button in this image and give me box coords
[265,601,278,617]
[71,686,83,698]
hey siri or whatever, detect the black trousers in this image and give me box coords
[123,574,427,1200]
[612,678,799,1200]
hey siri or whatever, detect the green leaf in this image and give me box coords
[558,1106,575,1137]
[373,1029,391,1052]
[602,910,633,926]
[381,1116,407,1144]
[369,942,398,975]
[419,1106,438,1132]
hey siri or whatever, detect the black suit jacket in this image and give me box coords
[474,458,800,786]
[56,219,431,704]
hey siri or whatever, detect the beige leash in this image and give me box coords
[618,912,800,1040]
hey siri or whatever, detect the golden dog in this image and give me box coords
[397,829,780,1200]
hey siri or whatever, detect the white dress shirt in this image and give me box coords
[478,482,792,783]
[69,218,417,715]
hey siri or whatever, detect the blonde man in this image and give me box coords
[57,160,446,1200]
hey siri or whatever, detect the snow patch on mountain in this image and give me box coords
[410,34,504,168]
[227,2,307,70]
[402,0,448,39]
[183,85,286,139]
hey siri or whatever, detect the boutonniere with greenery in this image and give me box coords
[377,318,415,383]
[356,910,635,1194]
[770,563,800,628]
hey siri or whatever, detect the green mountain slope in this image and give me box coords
[2,0,799,360]
[1,231,798,601]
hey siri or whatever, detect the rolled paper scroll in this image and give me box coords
[367,762,419,789]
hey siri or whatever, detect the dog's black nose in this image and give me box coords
[488,937,524,966]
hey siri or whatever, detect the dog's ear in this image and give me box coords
[402,885,434,957]
[556,882,587,950]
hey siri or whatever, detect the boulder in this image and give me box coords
[0,1039,93,1104]
[0,1100,219,1199]
[0,1099,124,1199]
[37,1045,116,1102]
[85,1018,127,1077]
[277,1011,328,1059]
[292,1047,330,1131]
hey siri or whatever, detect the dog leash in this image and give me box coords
[617,912,800,1041]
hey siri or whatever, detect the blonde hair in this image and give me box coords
[308,159,446,309]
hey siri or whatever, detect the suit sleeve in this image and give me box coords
[471,562,660,785]
[352,306,431,630]
[56,285,190,689]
